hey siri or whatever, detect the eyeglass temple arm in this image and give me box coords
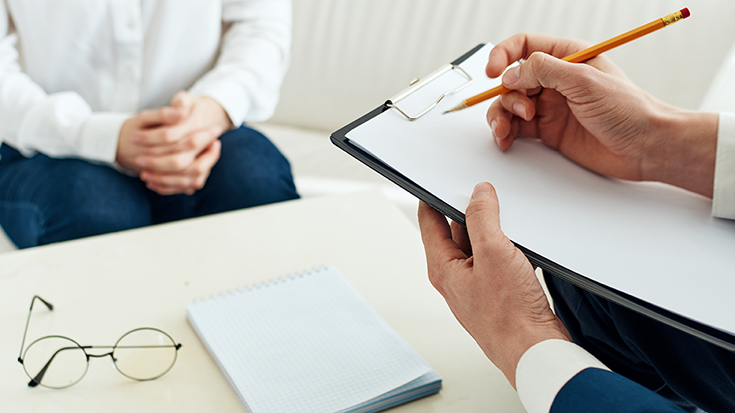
[18,296,54,364]
[27,346,80,387]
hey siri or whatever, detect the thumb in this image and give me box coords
[501,51,592,97]
[465,182,506,257]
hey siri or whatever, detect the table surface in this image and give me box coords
[0,190,525,412]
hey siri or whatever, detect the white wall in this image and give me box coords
[272,1,735,133]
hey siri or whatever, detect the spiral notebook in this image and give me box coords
[187,266,441,413]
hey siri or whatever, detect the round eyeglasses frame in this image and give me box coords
[17,296,182,389]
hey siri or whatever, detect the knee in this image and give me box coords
[210,127,299,208]
[42,164,152,243]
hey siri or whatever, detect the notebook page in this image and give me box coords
[345,43,735,337]
[187,267,433,413]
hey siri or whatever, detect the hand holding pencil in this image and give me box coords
[445,8,690,114]
[479,8,718,198]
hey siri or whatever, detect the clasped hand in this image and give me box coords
[116,91,233,195]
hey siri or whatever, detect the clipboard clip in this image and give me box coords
[386,64,473,121]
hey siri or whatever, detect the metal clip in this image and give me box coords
[387,64,473,121]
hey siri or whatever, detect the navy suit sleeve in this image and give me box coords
[551,368,687,413]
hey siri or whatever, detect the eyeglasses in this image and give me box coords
[17,295,182,389]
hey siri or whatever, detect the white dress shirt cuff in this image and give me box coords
[713,112,735,219]
[516,339,610,413]
[77,113,130,164]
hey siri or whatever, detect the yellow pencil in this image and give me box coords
[444,8,690,114]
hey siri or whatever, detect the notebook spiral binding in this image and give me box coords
[192,265,330,303]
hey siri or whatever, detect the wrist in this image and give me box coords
[483,320,570,389]
[197,96,234,131]
[641,108,717,197]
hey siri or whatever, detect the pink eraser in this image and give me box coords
[680,8,691,19]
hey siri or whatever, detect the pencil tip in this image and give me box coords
[444,102,468,115]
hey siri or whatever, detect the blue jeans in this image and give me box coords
[545,272,735,413]
[0,126,299,248]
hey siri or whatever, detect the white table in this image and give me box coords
[0,190,525,412]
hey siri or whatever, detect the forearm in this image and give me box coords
[0,79,127,163]
[188,0,291,125]
[642,107,718,198]
[0,32,125,162]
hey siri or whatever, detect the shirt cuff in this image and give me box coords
[713,112,735,219]
[516,339,610,413]
[77,113,130,164]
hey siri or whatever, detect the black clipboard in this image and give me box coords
[330,44,735,352]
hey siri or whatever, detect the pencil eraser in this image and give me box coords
[680,8,690,19]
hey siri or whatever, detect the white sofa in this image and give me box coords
[2,0,734,252]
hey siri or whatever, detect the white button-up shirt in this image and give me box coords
[0,0,291,164]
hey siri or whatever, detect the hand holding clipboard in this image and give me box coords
[331,9,735,352]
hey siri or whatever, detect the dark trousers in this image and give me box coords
[545,272,735,413]
[0,126,299,248]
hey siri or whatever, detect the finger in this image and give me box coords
[418,202,467,261]
[140,126,222,155]
[180,127,222,154]
[502,51,598,99]
[189,139,221,190]
[527,86,543,96]
[497,91,536,122]
[137,121,223,147]
[171,91,196,110]
[486,33,590,78]
[134,123,190,146]
[450,220,472,257]
[140,170,194,190]
[137,128,221,172]
[136,148,197,173]
[464,182,508,262]
[418,202,468,293]
[145,182,184,196]
[140,140,221,193]
[488,98,534,152]
[134,107,189,128]
[486,99,514,150]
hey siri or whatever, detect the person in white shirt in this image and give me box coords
[418,33,735,413]
[0,0,298,248]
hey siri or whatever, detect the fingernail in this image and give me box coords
[490,120,498,136]
[502,65,520,86]
[513,101,527,120]
[472,182,493,200]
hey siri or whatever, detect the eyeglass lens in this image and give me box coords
[22,336,88,389]
[113,328,179,381]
